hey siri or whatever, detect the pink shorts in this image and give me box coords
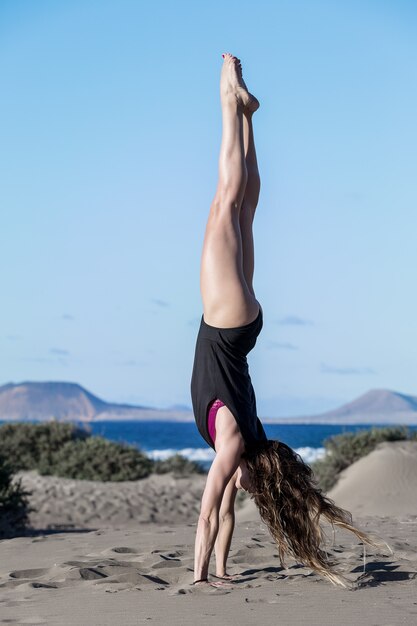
[207,399,225,445]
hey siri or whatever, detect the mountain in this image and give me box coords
[0,381,193,422]
[1,382,417,425]
[315,388,417,419]
[264,389,417,425]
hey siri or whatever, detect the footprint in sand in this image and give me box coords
[152,560,182,569]
[9,569,49,580]
[29,582,59,589]
[110,547,138,554]
[62,560,171,587]
[78,568,109,580]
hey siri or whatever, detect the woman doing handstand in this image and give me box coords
[190,53,378,588]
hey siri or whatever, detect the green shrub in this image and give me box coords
[0,456,32,538]
[153,454,205,476]
[312,426,410,491]
[0,422,205,482]
[40,436,154,481]
[0,422,88,473]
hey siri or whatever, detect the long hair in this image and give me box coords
[243,439,384,587]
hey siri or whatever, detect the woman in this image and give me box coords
[190,53,377,588]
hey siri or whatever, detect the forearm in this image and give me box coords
[194,514,219,580]
[215,512,235,576]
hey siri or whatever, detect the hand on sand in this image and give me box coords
[206,580,234,588]
[214,572,239,582]
[192,577,235,588]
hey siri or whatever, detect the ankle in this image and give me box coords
[221,93,244,112]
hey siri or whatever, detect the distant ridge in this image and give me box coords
[1,382,417,425]
[264,389,417,425]
[0,381,193,422]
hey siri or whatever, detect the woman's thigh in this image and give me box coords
[200,210,258,328]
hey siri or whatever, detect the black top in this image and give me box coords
[190,306,267,452]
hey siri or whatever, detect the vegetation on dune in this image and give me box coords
[311,426,417,491]
[0,422,89,472]
[153,453,205,476]
[0,455,32,538]
[0,422,205,482]
[39,436,154,481]
[2,422,414,492]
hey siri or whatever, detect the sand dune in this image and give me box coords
[329,440,417,516]
[16,471,209,529]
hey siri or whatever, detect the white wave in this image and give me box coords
[295,446,326,463]
[146,447,216,463]
[146,446,325,465]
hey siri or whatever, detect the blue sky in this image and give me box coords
[1,0,416,416]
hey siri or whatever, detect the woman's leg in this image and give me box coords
[193,56,261,586]
[239,110,260,296]
[200,54,259,328]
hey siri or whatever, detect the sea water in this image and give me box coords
[85,421,416,470]
[3,420,414,471]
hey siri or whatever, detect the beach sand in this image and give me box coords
[1,442,416,625]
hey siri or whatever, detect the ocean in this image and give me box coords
[3,420,415,471]
[84,421,417,470]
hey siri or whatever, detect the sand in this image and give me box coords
[15,471,209,528]
[1,442,416,625]
[328,440,417,516]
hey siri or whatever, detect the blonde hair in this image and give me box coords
[244,439,383,587]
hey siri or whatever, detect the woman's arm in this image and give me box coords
[214,473,238,577]
[193,442,242,582]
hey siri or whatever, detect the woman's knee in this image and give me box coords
[211,189,242,219]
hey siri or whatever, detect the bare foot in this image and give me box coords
[220,52,260,113]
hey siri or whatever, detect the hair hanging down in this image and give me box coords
[243,439,383,588]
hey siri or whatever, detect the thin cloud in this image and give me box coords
[320,363,376,375]
[152,299,170,308]
[50,348,70,356]
[61,314,75,320]
[267,341,298,351]
[277,315,313,326]
[19,353,70,366]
